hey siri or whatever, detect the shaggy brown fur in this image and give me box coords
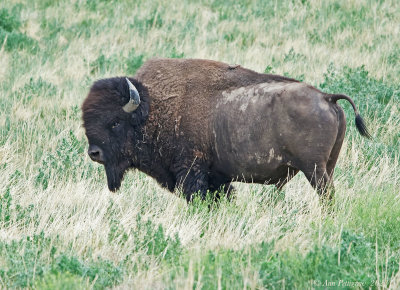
[82,58,370,202]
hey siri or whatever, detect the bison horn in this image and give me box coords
[123,78,141,113]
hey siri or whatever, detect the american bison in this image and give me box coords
[82,58,370,201]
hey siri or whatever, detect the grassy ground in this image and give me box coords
[0,0,399,288]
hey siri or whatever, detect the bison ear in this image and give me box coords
[123,78,141,113]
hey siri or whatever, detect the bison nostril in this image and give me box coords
[88,145,104,163]
[89,150,99,158]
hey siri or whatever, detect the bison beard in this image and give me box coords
[105,159,132,192]
[82,58,371,203]
[105,164,122,192]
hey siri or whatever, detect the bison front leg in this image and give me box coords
[209,182,236,201]
[222,182,236,201]
[174,163,209,202]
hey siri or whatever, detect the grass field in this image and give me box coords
[0,0,399,288]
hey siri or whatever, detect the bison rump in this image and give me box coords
[210,82,338,183]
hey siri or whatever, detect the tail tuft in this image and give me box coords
[355,114,371,139]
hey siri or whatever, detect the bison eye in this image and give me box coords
[111,121,120,129]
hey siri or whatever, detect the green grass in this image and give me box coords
[0,0,399,288]
[0,232,122,289]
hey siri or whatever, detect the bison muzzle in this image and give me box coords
[82,58,370,202]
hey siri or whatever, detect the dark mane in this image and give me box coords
[82,77,150,126]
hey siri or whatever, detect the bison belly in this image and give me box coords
[210,82,339,185]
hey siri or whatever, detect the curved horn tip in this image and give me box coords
[125,78,139,94]
[123,77,141,113]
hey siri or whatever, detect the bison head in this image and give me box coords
[82,77,149,191]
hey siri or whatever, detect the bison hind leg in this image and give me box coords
[326,106,346,181]
[274,166,299,191]
[302,165,335,202]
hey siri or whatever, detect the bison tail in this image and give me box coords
[355,114,372,139]
[326,94,371,139]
